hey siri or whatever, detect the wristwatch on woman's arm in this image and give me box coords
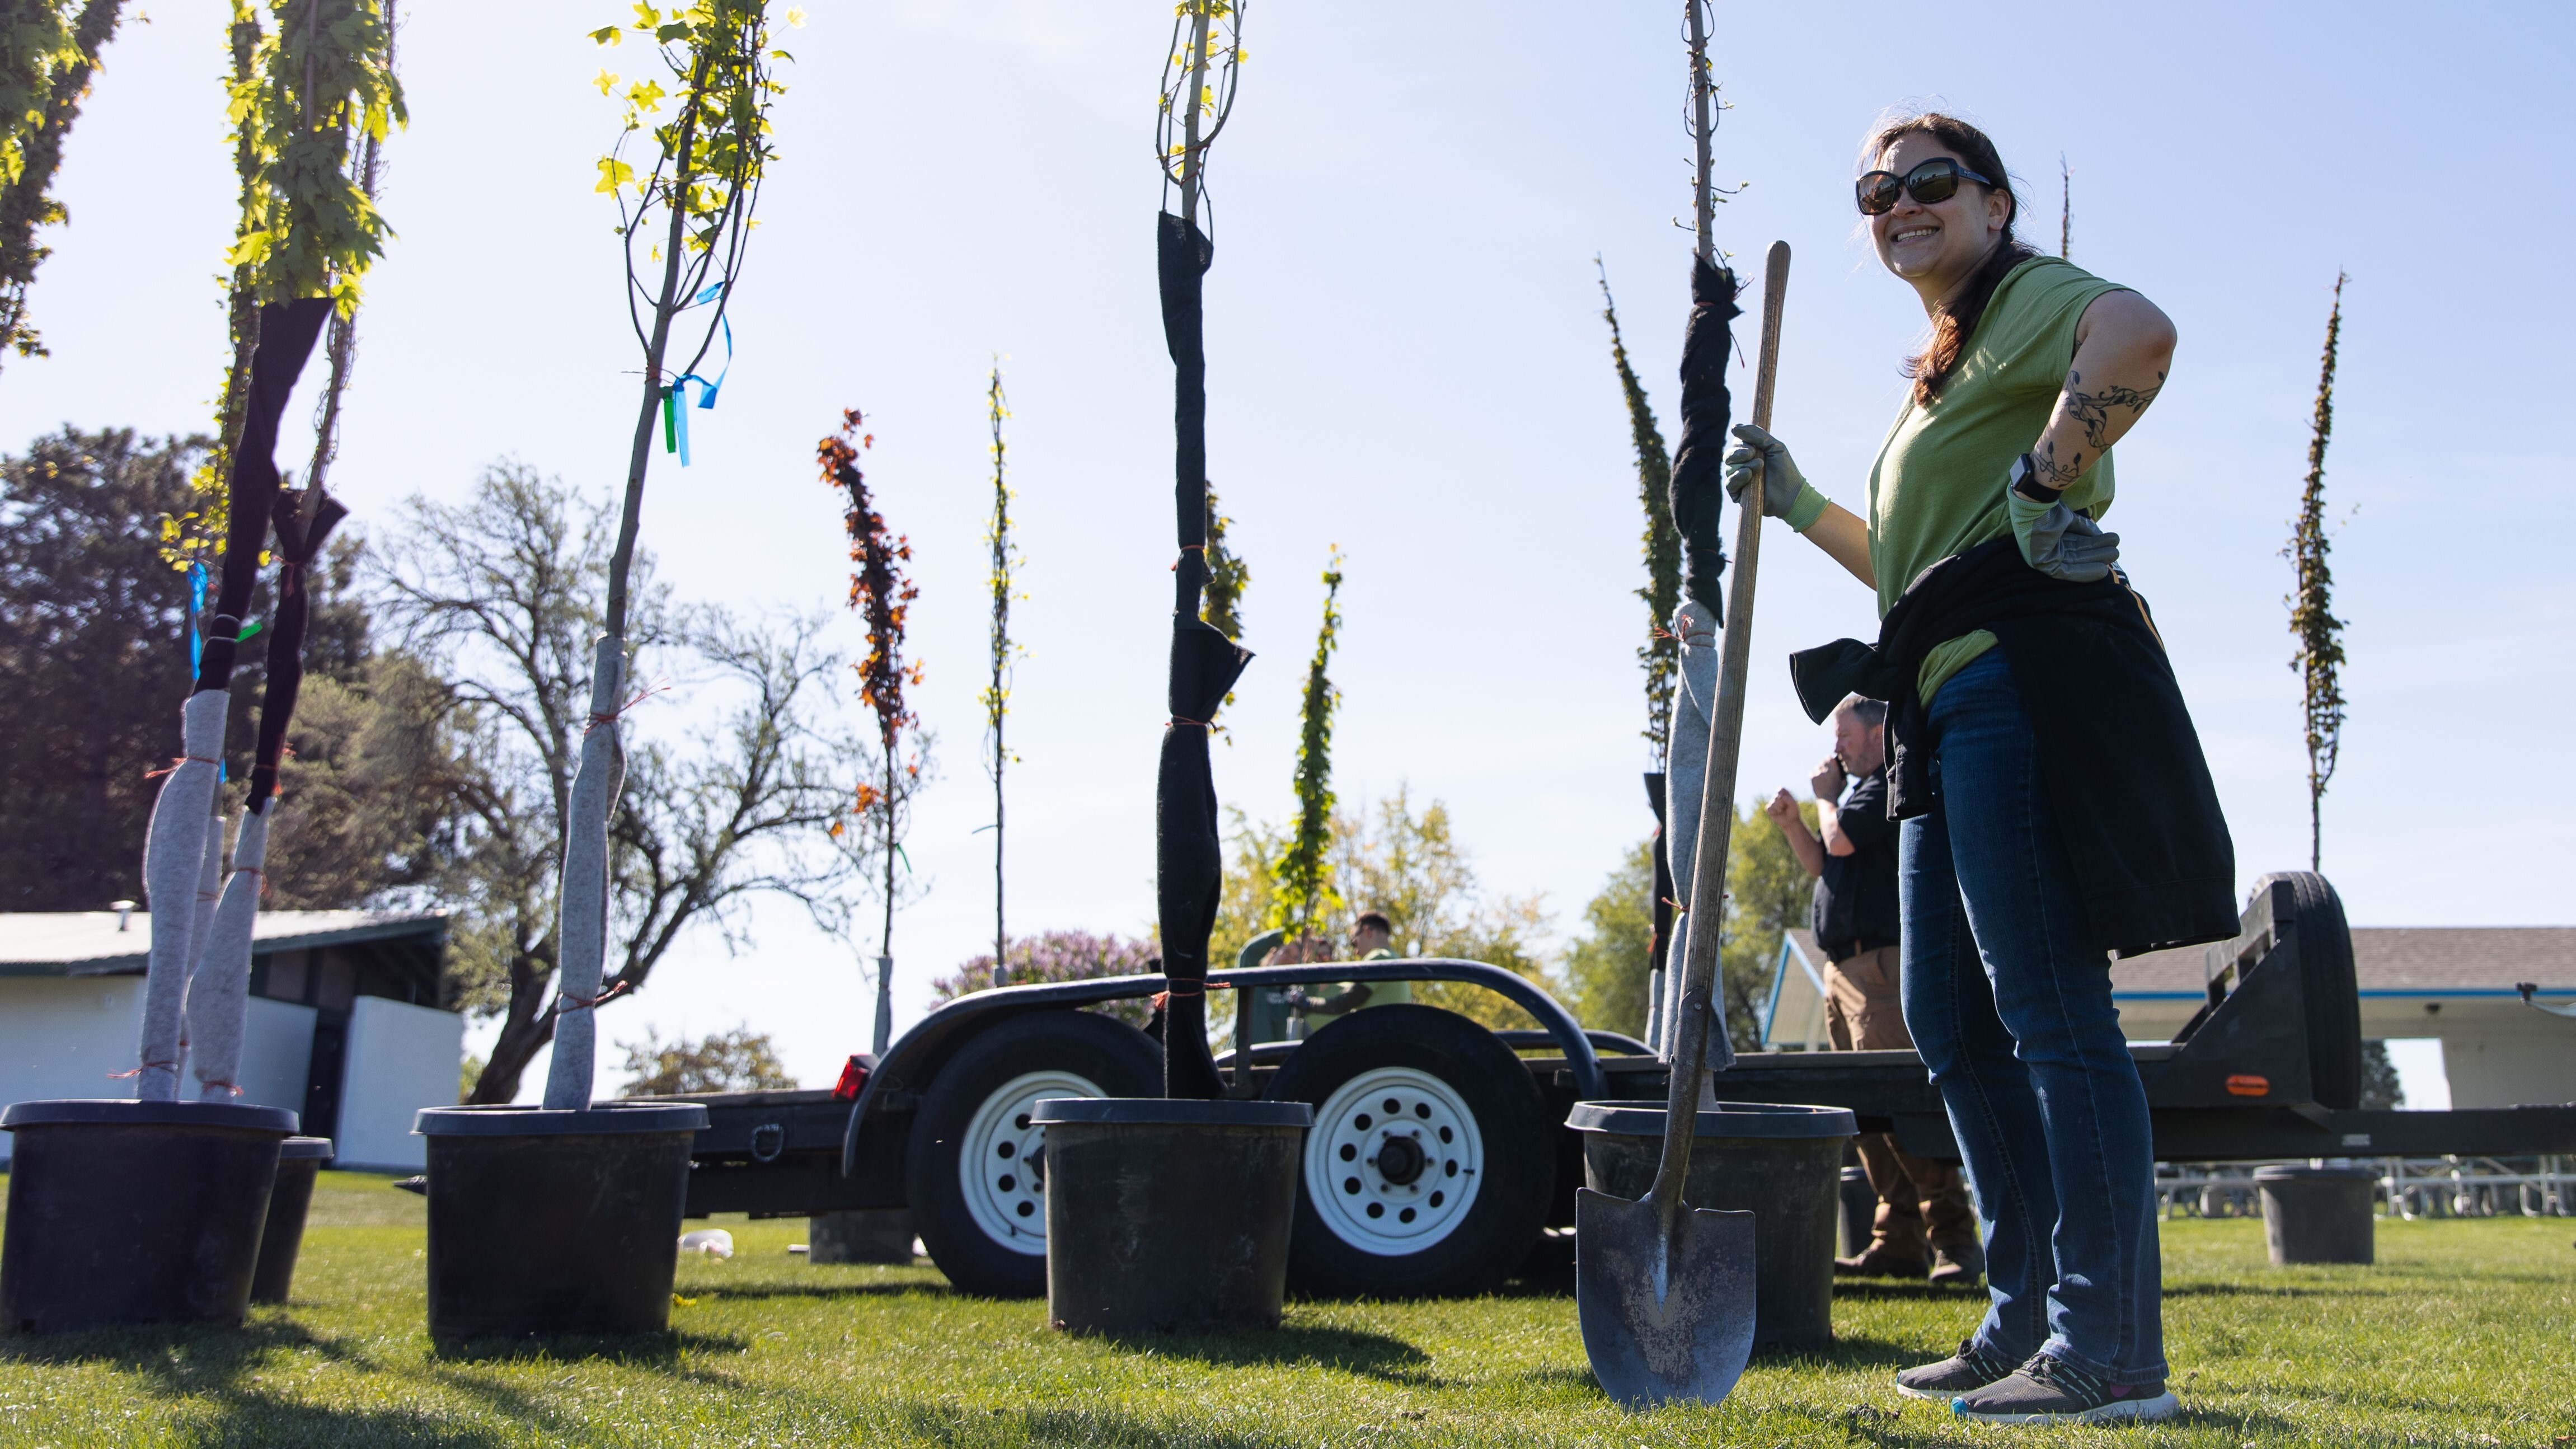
[2006,453,2120,583]
[2008,452,2064,505]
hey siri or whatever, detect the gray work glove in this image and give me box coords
[2012,490,2122,582]
[1723,424,1807,521]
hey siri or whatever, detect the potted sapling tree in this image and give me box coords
[0,0,398,1334]
[818,409,931,1056]
[1034,0,1312,1339]
[410,1,789,1342]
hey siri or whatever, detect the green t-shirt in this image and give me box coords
[1858,256,2128,703]
[1357,946,1410,1007]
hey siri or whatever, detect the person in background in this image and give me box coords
[1767,694,1983,1287]
[1296,912,1410,1021]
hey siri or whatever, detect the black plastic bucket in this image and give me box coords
[1837,1165,1875,1258]
[809,1209,914,1264]
[250,1137,335,1304]
[413,1103,708,1339]
[1031,1098,1311,1335]
[1567,1100,1857,1351]
[2254,1164,2376,1265]
[1,1099,297,1333]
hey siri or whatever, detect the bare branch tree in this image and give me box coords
[381,464,875,1104]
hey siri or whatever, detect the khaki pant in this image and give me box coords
[1826,945,1979,1263]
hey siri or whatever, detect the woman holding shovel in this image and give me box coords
[1725,111,2234,1425]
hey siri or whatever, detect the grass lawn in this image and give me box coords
[2,1170,2570,1447]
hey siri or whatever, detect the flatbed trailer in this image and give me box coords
[656,873,2576,1297]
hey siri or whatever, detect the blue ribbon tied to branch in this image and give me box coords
[658,281,734,468]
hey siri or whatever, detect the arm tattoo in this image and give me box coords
[2057,368,2166,450]
[2033,438,2085,488]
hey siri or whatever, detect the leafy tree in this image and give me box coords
[2358,1039,2404,1111]
[1336,789,1552,1029]
[616,1025,794,1096]
[167,0,404,570]
[1200,485,1247,725]
[937,930,1158,1030]
[2058,154,2071,260]
[980,365,1015,984]
[1564,801,1806,1052]
[550,0,790,1110]
[1596,264,1677,768]
[1563,840,1654,1037]
[381,464,872,1105]
[250,623,461,911]
[1264,554,1344,948]
[227,0,402,314]
[1215,787,1553,1031]
[0,0,125,371]
[0,426,390,910]
[1200,490,1247,640]
[1716,796,1813,1052]
[2287,274,2349,871]
[820,409,928,1056]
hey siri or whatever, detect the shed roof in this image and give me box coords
[2115,927,2576,999]
[0,909,449,978]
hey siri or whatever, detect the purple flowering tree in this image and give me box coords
[934,931,1158,1028]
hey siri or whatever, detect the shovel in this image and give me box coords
[1577,238,1790,1410]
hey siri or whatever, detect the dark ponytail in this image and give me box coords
[1869,112,2031,407]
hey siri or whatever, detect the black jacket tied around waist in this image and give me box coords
[1787,537,2238,959]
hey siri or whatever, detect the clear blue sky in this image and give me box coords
[8,2,2566,1097]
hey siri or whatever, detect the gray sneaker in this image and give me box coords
[1951,1352,2180,1424]
[1893,1337,2018,1401]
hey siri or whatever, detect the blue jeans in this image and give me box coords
[1899,649,2167,1381]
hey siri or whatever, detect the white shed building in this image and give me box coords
[0,909,459,1170]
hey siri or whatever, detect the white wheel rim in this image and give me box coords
[1304,1065,1483,1254]
[959,1069,1103,1255]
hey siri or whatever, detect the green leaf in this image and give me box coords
[226,229,273,268]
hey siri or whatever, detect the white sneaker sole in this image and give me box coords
[1896,1380,1983,1403]
[1953,1390,2180,1424]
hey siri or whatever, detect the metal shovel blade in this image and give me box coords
[1575,1187,1757,1409]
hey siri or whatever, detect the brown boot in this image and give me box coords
[1929,1242,1986,1287]
[1834,1245,1929,1279]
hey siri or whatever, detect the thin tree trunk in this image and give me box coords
[875,748,896,1053]
[989,369,1009,987]
[1180,6,1209,230]
[548,57,714,1109]
[1685,1,1714,262]
[992,744,1004,987]
[303,0,392,498]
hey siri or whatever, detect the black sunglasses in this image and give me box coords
[1855,157,1998,216]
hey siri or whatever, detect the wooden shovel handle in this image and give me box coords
[1648,240,1790,1216]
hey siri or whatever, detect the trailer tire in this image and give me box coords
[2259,871,2362,1110]
[907,1009,1162,1298]
[1266,1005,1553,1299]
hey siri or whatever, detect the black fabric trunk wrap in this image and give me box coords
[1669,255,1740,618]
[194,297,332,693]
[1644,771,1672,990]
[243,488,349,811]
[1155,212,1250,1100]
